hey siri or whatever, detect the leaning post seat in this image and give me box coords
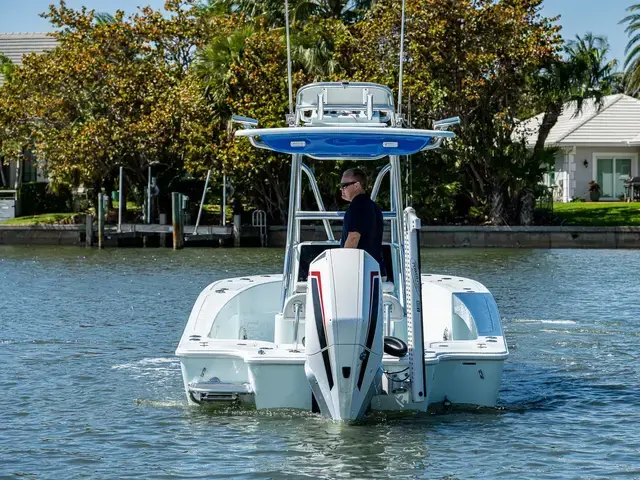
[295,82,396,127]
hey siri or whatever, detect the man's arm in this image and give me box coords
[343,231,361,248]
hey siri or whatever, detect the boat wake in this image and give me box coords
[133,398,185,408]
[112,357,180,378]
[510,318,577,325]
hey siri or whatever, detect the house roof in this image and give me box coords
[0,33,58,86]
[519,94,640,147]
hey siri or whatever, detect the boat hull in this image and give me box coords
[177,352,505,412]
[175,273,509,415]
[428,358,505,407]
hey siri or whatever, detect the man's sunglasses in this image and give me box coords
[339,181,358,189]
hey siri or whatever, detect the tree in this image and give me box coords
[197,23,310,221]
[202,0,373,26]
[0,55,17,188]
[192,11,353,220]
[621,4,640,94]
[334,0,562,224]
[0,0,218,213]
[532,33,617,158]
[194,21,256,117]
[0,53,14,83]
[196,0,569,225]
[1,0,583,225]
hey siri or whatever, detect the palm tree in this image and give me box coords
[94,12,115,24]
[621,4,640,94]
[565,34,618,100]
[197,0,367,87]
[513,33,617,225]
[291,0,375,23]
[532,33,617,163]
[193,25,255,115]
[202,0,374,27]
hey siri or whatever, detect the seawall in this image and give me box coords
[1,224,639,248]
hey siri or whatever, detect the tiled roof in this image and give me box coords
[518,94,640,147]
[0,33,58,85]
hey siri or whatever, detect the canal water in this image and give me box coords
[1,246,638,479]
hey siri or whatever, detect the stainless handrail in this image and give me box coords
[295,211,397,220]
[281,154,302,309]
[371,164,391,202]
[231,115,259,128]
[301,164,334,241]
[434,116,461,130]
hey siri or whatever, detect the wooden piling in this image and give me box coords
[159,213,167,247]
[97,193,104,249]
[172,192,184,250]
[233,214,241,247]
[85,214,93,247]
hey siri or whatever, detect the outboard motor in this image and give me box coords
[304,248,383,421]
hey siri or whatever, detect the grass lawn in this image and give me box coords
[112,200,141,212]
[553,202,640,226]
[202,204,233,220]
[0,213,77,226]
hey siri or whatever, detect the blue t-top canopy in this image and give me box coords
[235,127,455,159]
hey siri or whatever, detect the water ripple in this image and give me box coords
[1,246,639,479]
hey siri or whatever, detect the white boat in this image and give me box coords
[175,82,508,421]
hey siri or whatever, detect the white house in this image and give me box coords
[1,33,58,190]
[520,94,640,201]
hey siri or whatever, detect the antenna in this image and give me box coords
[397,0,407,118]
[406,91,412,206]
[285,0,294,119]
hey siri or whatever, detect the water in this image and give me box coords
[1,246,639,479]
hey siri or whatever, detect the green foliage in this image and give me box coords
[0,54,15,83]
[529,33,618,160]
[621,4,640,94]
[0,0,608,226]
[18,182,72,216]
[202,0,373,26]
[0,0,217,195]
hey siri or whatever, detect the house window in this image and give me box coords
[22,158,38,183]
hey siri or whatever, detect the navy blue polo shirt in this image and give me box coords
[340,193,385,275]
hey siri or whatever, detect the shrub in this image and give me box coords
[18,182,72,215]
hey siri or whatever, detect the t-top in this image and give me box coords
[340,193,385,275]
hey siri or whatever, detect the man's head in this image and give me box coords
[340,168,367,202]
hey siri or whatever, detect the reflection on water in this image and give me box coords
[1,246,639,479]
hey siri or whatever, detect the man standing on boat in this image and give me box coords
[339,168,386,277]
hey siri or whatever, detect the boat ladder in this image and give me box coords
[252,210,268,247]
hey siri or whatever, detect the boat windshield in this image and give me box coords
[452,293,503,337]
[205,282,281,341]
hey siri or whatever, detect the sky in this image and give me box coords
[0,0,635,67]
